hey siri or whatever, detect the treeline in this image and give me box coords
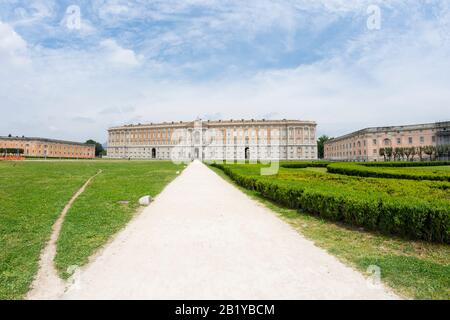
[378,144,450,161]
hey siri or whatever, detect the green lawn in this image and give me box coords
[55,161,183,278]
[0,160,182,299]
[210,165,450,300]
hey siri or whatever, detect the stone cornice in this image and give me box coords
[108,119,317,131]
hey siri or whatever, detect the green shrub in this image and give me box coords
[211,163,450,243]
[327,163,450,181]
[363,161,450,167]
[280,161,330,169]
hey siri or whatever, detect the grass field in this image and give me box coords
[55,161,183,278]
[1,159,448,300]
[210,165,450,299]
[0,160,182,299]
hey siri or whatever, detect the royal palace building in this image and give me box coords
[324,121,450,161]
[0,136,95,159]
[107,119,317,161]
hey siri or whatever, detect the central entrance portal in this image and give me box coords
[245,147,250,160]
[152,148,156,159]
[194,148,200,159]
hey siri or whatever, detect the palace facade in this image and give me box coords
[324,121,450,161]
[0,136,95,159]
[107,119,317,161]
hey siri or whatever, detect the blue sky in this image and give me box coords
[0,0,449,142]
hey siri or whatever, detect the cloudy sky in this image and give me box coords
[0,0,449,143]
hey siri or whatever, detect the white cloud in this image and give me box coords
[10,0,55,27]
[0,21,30,67]
[100,39,141,67]
[98,2,130,17]
[0,1,449,143]
[91,0,368,59]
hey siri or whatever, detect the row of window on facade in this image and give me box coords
[378,136,435,146]
[110,127,315,143]
[113,151,316,159]
[22,150,91,156]
[111,139,316,146]
[112,145,315,152]
[1,142,88,150]
[114,147,315,158]
[330,135,436,152]
[1,145,91,157]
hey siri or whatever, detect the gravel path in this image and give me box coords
[61,161,398,300]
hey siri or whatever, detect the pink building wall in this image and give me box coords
[324,122,447,161]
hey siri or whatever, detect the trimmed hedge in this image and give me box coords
[363,161,450,167]
[212,163,450,243]
[327,163,450,182]
[280,161,330,169]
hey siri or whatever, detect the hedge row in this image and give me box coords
[212,164,450,243]
[363,161,450,167]
[327,163,450,182]
[280,161,330,169]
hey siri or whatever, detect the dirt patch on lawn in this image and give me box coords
[26,170,102,300]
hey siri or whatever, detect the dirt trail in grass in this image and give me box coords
[26,170,102,300]
[59,161,398,299]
